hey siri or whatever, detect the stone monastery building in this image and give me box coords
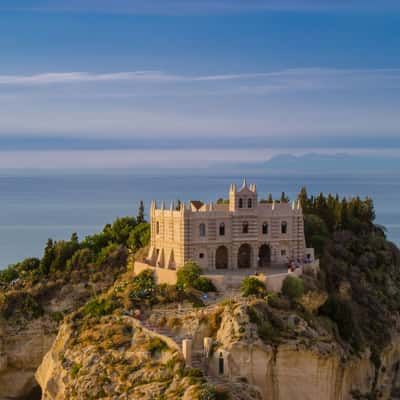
[147,180,308,271]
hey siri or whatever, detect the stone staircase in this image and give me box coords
[141,320,191,350]
[141,315,245,400]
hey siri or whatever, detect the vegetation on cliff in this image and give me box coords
[0,204,150,322]
[300,188,400,363]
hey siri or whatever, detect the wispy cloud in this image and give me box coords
[1,0,399,14]
[0,68,399,142]
[1,68,400,91]
[0,71,269,85]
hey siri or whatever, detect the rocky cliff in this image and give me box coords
[0,265,125,399]
[35,294,400,400]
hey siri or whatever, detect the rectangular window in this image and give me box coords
[199,253,205,259]
[281,249,286,256]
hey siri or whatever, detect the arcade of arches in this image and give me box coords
[215,243,272,269]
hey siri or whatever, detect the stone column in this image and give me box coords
[231,245,238,270]
[182,339,192,367]
[252,244,259,269]
[203,337,213,358]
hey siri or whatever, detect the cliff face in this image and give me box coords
[0,274,124,399]
[35,297,400,400]
[0,316,57,399]
[212,301,400,400]
[36,314,222,400]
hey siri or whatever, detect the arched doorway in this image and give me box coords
[258,244,271,267]
[216,246,228,269]
[238,244,252,269]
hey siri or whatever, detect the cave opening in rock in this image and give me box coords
[18,385,42,400]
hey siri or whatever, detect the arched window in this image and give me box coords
[238,198,243,208]
[156,221,160,234]
[262,222,268,234]
[248,198,252,208]
[242,221,249,234]
[281,221,287,234]
[199,223,206,237]
[219,222,225,236]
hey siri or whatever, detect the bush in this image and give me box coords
[147,337,168,356]
[82,297,117,318]
[129,269,156,302]
[0,264,19,284]
[257,321,278,343]
[67,248,94,271]
[281,276,304,301]
[176,261,202,290]
[240,277,267,297]
[319,295,362,347]
[193,276,216,293]
[128,223,150,252]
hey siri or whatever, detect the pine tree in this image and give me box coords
[137,200,145,224]
[40,238,55,275]
[70,232,79,243]
[298,187,309,210]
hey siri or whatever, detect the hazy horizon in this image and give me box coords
[0,2,399,169]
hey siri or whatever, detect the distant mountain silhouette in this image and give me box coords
[263,153,400,173]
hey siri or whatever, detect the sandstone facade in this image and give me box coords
[147,180,311,272]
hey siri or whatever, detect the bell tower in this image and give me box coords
[229,179,258,212]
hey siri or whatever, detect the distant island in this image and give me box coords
[262,153,400,174]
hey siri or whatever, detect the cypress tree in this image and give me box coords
[137,200,145,224]
[40,238,55,275]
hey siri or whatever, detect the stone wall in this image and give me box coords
[134,262,177,285]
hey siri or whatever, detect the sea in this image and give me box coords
[0,170,399,268]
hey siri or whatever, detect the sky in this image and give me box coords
[0,1,399,169]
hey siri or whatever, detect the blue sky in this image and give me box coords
[0,1,399,168]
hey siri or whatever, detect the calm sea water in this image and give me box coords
[0,171,399,268]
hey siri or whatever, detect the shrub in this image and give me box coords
[257,321,278,343]
[147,337,168,356]
[66,248,94,271]
[0,264,19,284]
[128,222,150,252]
[281,276,304,301]
[129,269,156,302]
[240,277,267,297]
[193,276,216,292]
[70,362,82,378]
[177,261,206,290]
[0,292,44,319]
[82,297,117,318]
[103,217,137,245]
[319,295,362,348]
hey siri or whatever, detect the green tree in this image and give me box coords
[298,186,309,211]
[104,217,137,245]
[40,239,55,275]
[176,261,202,290]
[282,276,304,301]
[66,248,94,271]
[240,277,267,297]
[70,232,79,244]
[128,223,150,251]
[137,201,145,224]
